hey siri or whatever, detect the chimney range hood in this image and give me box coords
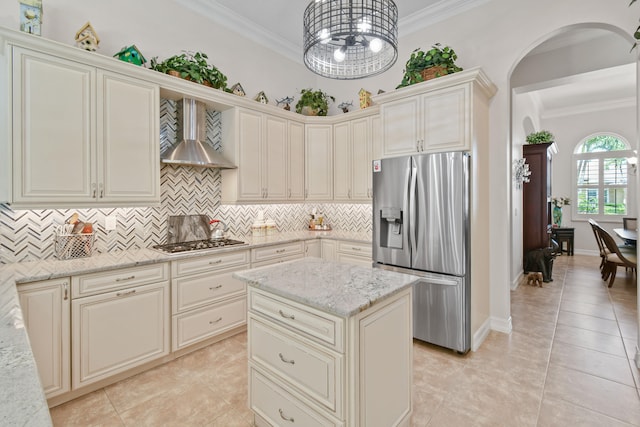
[161,98,236,169]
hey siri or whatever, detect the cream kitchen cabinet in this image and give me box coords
[71,263,170,389]
[305,124,333,201]
[171,249,250,352]
[18,278,71,399]
[334,117,374,201]
[7,46,160,208]
[305,239,321,257]
[251,241,305,268]
[221,108,304,202]
[321,239,337,260]
[335,240,372,266]
[377,68,496,158]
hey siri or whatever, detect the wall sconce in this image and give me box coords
[628,151,637,174]
[513,158,531,189]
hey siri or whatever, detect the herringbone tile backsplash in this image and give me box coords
[0,100,372,264]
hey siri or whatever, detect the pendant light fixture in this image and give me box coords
[303,0,398,80]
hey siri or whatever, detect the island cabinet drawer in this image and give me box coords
[249,288,344,352]
[250,367,343,427]
[171,249,250,277]
[172,295,246,351]
[72,263,169,298]
[336,241,372,257]
[249,315,342,416]
[251,253,304,269]
[251,242,304,263]
[172,269,246,314]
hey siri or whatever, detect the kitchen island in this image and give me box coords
[235,257,419,427]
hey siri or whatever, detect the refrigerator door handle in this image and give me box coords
[409,157,418,257]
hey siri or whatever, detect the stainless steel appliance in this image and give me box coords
[373,151,470,353]
[153,238,246,254]
[154,214,246,254]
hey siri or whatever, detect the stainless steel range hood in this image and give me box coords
[161,98,236,169]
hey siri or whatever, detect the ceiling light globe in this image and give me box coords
[333,47,346,62]
[318,28,331,43]
[369,38,383,53]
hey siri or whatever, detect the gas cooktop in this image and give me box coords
[152,238,246,254]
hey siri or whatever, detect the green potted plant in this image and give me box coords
[295,89,335,116]
[150,51,228,90]
[526,130,555,144]
[396,43,463,89]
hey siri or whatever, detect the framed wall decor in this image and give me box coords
[20,0,43,35]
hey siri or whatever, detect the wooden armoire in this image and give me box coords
[522,142,556,255]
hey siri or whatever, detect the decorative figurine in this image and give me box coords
[254,91,269,104]
[19,0,42,36]
[230,83,245,97]
[338,101,353,113]
[276,96,294,111]
[377,89,386,94]
[359,88,372,109]
[74,21,100,51]
[114,45,146,66]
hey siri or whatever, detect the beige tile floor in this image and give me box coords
[50,254,639,426]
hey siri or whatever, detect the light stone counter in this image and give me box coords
[234,257,419,317]
[0,230,370,425]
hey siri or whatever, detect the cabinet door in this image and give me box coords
[381,97,420,157]
[288,121,305,200]
[264,116,287,200]
[305,124,333,200]
[97,71,160,203]
[12,47,95,205]
[422,85,469,152]
[333,122,351,201]
[18,278,70,399]
[72,281,170,388]
[321,239,336,260]
[305,240,321,257]
[237,109,263,200]
[351,117,371,200]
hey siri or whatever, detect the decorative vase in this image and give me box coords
[300,106,319,116]
[553,205,562,227]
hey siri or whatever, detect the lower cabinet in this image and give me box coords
[18,278,71,399]
[251,241,305,268]
[335,240,372,266]
[304,239,321,257]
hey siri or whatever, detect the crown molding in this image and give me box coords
[399,0,493,37]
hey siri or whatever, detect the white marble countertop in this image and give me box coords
[234,257,419,317]
[0,230,370,425]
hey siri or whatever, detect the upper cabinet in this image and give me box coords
[333,116,375,202]
[221,108,305,203]
[4,45,160,208]
[376,68,497,158]
[305,124,333,201]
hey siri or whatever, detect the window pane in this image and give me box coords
[577,135,627,153]
[577,188,598,214]
[604,188,627,215]
[603,158,627,185]
[577,159,599,185]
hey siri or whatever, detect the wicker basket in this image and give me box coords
[55,232,95,260]
[420,66,448,81]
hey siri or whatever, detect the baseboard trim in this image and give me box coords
[511,271,523,290]
[471,317,491,351]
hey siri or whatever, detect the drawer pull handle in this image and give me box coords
[276,249,286,254]
[209,317,223,324]
[278,310,295,320]
[351,247,361,251]
[209,285,223,291]
[63,282,69,301]
[115,275,136,282]
[278,353,295,365]
[279,409,294,423]
[116,289,136,297]
[209,259,223,265]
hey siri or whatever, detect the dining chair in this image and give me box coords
[595,224,637,287]
[588,219,608,271]
[623,217,637,231]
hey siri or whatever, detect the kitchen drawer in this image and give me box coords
[336,241,372,258]
[335,253,373,267]
[249,315,342,415]
[172,268,247,314]
[249,288,344,352]
[251,242,304,263]
[172,296,246,351]
[251,253,303,269]
[250,367,342,427]
[171,249,250,277]
[72,263,169,298]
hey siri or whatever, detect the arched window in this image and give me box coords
[573,133,634,220]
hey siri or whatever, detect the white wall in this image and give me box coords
[0,0,637,332]
[542,104,637,254]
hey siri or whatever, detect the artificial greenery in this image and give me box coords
[295,89,335,116]
[631,0,640,47]
[396,43,463,88]
[150,51,228,90]
[525,130,555,144]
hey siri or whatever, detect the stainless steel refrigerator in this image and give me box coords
[373,151,470,353]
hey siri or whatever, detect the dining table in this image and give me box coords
[614,228,637,246]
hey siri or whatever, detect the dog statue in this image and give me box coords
[523,246,557,283]
[526,272,544,287]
